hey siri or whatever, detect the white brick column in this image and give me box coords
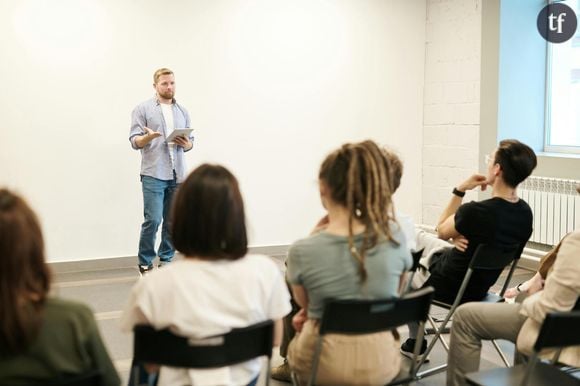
[422,0,482,225]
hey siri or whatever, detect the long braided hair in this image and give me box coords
[319,140,398,282]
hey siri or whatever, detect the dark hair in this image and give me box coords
[319,140,397,281]
[0,189,50,357]
[383,148,403,192]
[171,164,248,260]
[493,139,537,188]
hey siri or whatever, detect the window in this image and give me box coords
[545,0,580,154]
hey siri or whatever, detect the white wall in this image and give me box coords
[0,0,425,262]
[422,0,482,225]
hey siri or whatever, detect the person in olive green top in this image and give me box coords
[0,189,120,386]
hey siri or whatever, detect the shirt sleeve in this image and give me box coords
[266,263,292,320]
[129,105,146,150]
[79,306,121,386]
[520,230,580,323]
[181,105,195,152]
[454,201,479,237]
[286,244,303,285]
[119,280,151,332]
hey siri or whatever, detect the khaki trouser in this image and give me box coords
[446,302,527,386]
[288,319,401,386]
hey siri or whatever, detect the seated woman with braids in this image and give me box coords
[286,140,412,386]
[0,189,120,386]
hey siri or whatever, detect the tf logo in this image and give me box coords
[537,3,578,43]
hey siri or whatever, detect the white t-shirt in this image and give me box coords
[160,103,175,169]
[120,254,291,386]
[395,211,417,252]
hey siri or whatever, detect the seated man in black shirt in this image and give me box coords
[401,139,537,359]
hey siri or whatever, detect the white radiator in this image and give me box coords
[519,177,580,246]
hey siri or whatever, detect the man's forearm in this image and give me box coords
[134,135,150,149]
[437,195,463,228]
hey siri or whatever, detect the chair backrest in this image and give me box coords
[469,243,523,271]
[533,311,580,352]
[133,320,273,369]
[319,287,434,335]
[37,370,101,386]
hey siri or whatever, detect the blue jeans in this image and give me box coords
[138,175,178,267]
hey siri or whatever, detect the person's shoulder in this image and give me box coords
[243,253,283,272]
[243,253,277,266]
[515,198,532,211]
[45,298,96,324]
[134,98,156,109]
[565,229,580,244]
[174,99,189,112]
[295,232,329,246]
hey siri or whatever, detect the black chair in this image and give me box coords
[465,310,580,386]
[132,320,274,386]
[27,370,102,386]
[415,243,524,379]
[294,287,434,386]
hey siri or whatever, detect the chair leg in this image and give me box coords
[307,336,324,386]
[265,358,271,386]
[491,339,511,367]
[415,310,454,378]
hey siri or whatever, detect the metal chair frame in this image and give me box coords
[414,243,524,380]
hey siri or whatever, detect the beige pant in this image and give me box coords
[288,319,401,386]
[446,302,527,386]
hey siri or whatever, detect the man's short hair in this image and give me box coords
[494,139,537,188]
[153,68,174,84]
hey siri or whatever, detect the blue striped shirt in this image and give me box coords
[129,97,193,182]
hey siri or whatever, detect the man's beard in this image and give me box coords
[159,91,174,100]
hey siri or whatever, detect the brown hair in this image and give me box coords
[0,189,50,357]
[493,139,537,188]
[383,148,403,192]
[319,140,397,281]
[171,164,248,260]
[153,68,174,84]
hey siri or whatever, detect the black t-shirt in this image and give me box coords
[424,197,533,304]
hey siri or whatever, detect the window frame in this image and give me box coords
[543,0,580,154]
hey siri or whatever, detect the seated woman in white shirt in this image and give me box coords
[286,140,412,385]
[121,164,291,386]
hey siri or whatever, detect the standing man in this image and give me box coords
[129,68,193,275]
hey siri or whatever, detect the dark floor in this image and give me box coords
[50,258,535,386]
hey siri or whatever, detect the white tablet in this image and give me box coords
[165,128,194,143]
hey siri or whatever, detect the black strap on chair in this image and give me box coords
[132,320,274,386]
[465,309,580,386]
[30,370,101,386]
[416,243,523,379]
[301,287,435,386]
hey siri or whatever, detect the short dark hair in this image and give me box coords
[171,164,247,260]
[493,139,537,188]
[0,189,50,357]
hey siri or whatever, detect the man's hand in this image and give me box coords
[458,174,488,192]
[134,127,162,148]
[173,135,193,151]
[453,235,469,252]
